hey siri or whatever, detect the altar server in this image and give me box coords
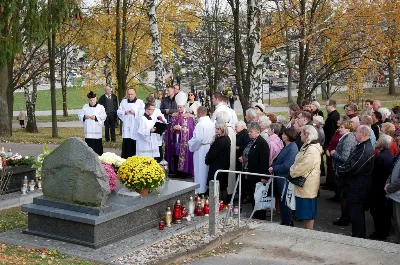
[117,88,145,158]
[188,106,215,194]
[78,91,107,155]
[136,102,163,161]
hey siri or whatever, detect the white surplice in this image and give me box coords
[78,104,107,139]
[117,98,145,140]
[136,114,160,158]
[188,116,215,194]
[211,103,238,127]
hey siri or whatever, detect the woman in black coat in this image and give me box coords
[239,122,270,203]
[205,121,231,203]
[235,120,250,171]
[369,134,394,240]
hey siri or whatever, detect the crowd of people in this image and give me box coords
[78,85,400,243]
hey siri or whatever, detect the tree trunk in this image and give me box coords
[121,0,128,90]
[25,78,39,133]
[146,0,164,91]
[297,0,308,106]
[7,59,14,135]
[286,45,293,103]
[388,48,396,95]
[229,0,248,117]
[61,48,68,116]
[247,0,263,104]
[48,30,58,138]
[115,0,123,102]
[0,66,11,137]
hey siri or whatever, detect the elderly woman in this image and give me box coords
[329,120,357,225]
[345,103,360,128]
[374,122,399,156]
[236,120,251,203]
[311,101,324,117]
[369,134,394,240]
[269,128,299,226]
[259,115,272,142]
[391,112,400,131]
[216,111,236,196]
[324,115,350,192]
[186,92,201,117]
[266,113,277,123]
[385,138,400,244]
[289,125,323,230]
[205,121,231,203]
[287,103,301,128]
[293,117,303,149]
[267,123,284,165]
[245,108,258,123]
[235,120,250,171]
[239,122,270,204]
[313,115,325,147]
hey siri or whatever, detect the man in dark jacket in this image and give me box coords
[98,86,118,142]
[337,125,375,238]
[160,86,178,122]
[323,99,340,149]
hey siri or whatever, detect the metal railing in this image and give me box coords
[212,169,286,230]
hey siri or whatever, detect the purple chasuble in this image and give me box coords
[165,113,195,176]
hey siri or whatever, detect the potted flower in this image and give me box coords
[117,156,165,195]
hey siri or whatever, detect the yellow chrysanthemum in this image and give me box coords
[117,156,165,192]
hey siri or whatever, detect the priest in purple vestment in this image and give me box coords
[165,91,195,178]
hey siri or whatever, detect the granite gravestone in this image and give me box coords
[41,137,109,207]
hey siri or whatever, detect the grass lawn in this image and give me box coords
[0,207,101,264]
[3,128,122,149]
[13,85,152,111]
[264,86,400,107]
[0,207,27,233]
[12,115,79,123]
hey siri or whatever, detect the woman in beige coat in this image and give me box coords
[290,125,323,230]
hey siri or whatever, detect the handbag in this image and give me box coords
[288,164,317,187]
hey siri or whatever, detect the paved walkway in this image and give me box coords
[185,222,400,265]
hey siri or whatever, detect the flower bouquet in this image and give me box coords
[117,156,165,195]
[99,152,126,173]
[99,152,125,191]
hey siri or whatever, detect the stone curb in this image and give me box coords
[149,226,250,265]
[106,218,214,263]
[250,222,400,254]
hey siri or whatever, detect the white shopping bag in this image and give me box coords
[284,182,296,210]
[250,181,275,219]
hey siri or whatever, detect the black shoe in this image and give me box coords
[329,196,341,203]
[369,232,386,241]
[321,185,332,190]
[280,221,294,227]
[333,218,350,226]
